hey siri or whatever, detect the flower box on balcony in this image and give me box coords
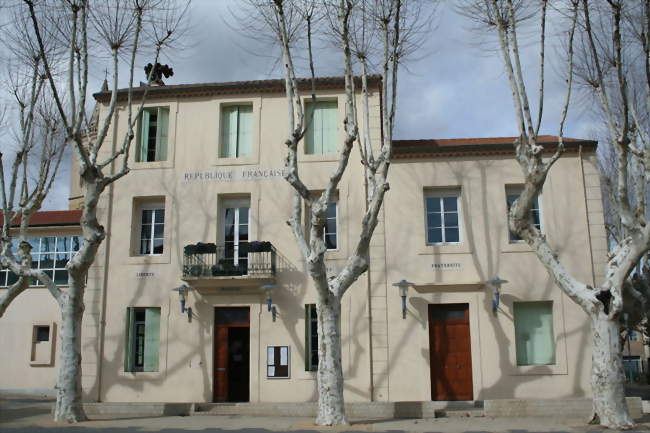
[184,243,217,255]
[247,241,273,253]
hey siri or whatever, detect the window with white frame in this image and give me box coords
[506,186,542,242]
[305,101,337,155]
[137,107,169,162]
[138,202,165,255]
[424,190,461,244]
[0,236,81,287]
[324,202,337,250]
[220,104,253,158]
[513,301,556,366]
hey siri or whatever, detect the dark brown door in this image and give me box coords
[428,303,473,401]
[213,307,250,402]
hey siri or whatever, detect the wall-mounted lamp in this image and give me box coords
[261,283,278,322]
[392,279,414,319]
[172,284,193,321]
[486,276,508,314]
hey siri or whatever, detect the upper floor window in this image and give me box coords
[324,202,337,250]
[139,202,165,255]
[513,301,555,366]
[305,101,337,155]
[221,105,252,158]
[137,107,169,162]
[425,190,460,244]
[0,236,81,287]
[506,186,542,242]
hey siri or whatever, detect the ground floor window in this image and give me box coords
[513,301,555,366]
[305,304,318,371]
[125,307,161,372]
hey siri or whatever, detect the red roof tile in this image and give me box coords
[0,210,82,228]
[393,135,597,159]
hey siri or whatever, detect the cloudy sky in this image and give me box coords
[9,0,601,210]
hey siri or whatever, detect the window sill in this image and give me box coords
[131,160,174,170]
[120,370,164,379]
[508,362,567,376]
[416,243,472,255]
[29,360,54,367]
[214,155,259,166]
[501,241,535,253]
[298,153,339,163]
[124,254,171,265]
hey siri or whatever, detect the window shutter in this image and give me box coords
[221,106,238,158]
[238,105,253,157]
[305,103,316,154]
[156,108,169,161]
[124,308,135,371]
[139,110,150,162]
[321,101,337,154]
[143,308,161,372]
[514,302,555,365]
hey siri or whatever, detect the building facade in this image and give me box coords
[0,77,607,404]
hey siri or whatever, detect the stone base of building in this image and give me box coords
[78,398,643,420]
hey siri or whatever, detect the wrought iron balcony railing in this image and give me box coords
[182,242,277,279]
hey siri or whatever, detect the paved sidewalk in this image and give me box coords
[2,397,650,433]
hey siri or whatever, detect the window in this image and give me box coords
[0,236,81,287]
[305,101,337,155]
[139,203,165,255]
[30,324,54,366]
[267,345,290,378]
[305,304,318,371]
[125,307,161,372]
[425,191,460,244]
[222,199,250,269]
[514,301,555,366]
[325,202,337,250]
[137,107,169,162]
[506,187,541,242]
[220,105,252,158]
[35,326,50,342]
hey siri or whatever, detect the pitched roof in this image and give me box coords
[93,75,382,103]
[392,135,597,159]
[0,210,82,228]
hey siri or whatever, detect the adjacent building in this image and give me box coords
[0,76,607,404]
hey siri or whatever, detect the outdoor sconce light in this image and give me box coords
[172,284,193,321]
[261,283,278,322]
[392,279,414,319]
[486,276,508,314]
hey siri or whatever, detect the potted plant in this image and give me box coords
[247,241,273,253]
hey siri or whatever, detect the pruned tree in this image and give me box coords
[459,0,649,428]
[242,0,433,426]
[0,0,187,423]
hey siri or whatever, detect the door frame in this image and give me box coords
[213,307,250,402]
[428,303,474,401]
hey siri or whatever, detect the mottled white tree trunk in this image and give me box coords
[590,313,633,428]
[316,294,346,425]
[54,289,87,422]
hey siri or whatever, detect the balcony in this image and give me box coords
[182,242,277,288]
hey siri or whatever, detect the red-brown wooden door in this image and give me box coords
[213,307,250,402]
[428,303,473,401]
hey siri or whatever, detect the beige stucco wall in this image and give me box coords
[380,153,596,401]
[0,227,82,395]
[1,81,603,404]
[86,87,380,403]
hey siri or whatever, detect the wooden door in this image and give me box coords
[213,307,250,402]
[428,303,473,401]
